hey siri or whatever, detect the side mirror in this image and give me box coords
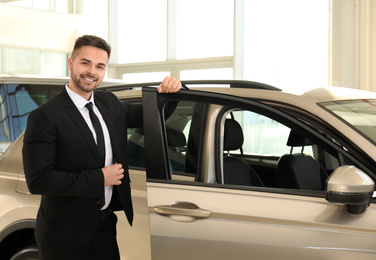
[326,165,375,214]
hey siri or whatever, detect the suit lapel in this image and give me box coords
[59,88,103,167]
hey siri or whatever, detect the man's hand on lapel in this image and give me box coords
[157,76,181,93]
[102,163,124,186]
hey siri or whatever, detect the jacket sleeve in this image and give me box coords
[22,108,104,199]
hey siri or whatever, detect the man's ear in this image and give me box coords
[67,57,72,71]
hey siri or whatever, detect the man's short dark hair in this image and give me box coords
[72,35,111,59]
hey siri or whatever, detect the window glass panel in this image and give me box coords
[7,0,33,8]
[243,0,329,93]
[118,0,167,63]
[321,99,376,144]
[2,47,67,76]
[129,98,203,177]
[0,84,11,155]
[5,48,39,75]
[127,130,146,167]
[127,127,146,169]
[54,0,68,13]
[0,47,3,73]
[127,99,199,175]
[165,101,193,173]
[33,0,49,11]
[7,0,68,13]
[123,72,170,83]
[81,0,108,18]
[40,51,68,76]
[180,68,233,80]
[232,110,312,156]
[176,0,234,59]
[222,110,337,190]
[8,84,63,141]
[163,100,202,180]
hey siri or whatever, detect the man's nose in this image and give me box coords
[87,65,96,75]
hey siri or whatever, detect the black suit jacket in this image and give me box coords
[22,87,141,247]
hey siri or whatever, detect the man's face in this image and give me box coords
[67,45,109,100]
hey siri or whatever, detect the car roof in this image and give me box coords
[299,86,376,102]
[105,79,376,103]
[191,85,376,103]
[0,74,124,87]
[102,79,281,91]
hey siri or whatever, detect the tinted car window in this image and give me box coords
[321,99,376,144]
[164,100,196,174]
[220,107,359,191]
[0,83,63,154]
[127,127,146,169]
[128,99,203,181]
[222,109,323,189]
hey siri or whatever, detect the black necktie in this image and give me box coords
[85,102,105,167]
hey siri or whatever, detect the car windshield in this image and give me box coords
[321,99,376,143]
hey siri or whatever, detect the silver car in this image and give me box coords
[1,79,376,259]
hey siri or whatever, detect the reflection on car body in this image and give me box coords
[1,78,376,259]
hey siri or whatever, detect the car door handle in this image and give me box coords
[154,202,212,222]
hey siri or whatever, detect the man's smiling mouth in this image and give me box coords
[83,77,95,82]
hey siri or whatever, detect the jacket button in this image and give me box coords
[96,200,101,205]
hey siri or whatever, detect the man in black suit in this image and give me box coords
[22,35,181,260]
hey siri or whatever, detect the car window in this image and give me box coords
[230,110,313,156]
[321,99,376,145]
[127,99,201,181]
[0,83,62,155]
[127,127,145,169]
[221,108,340,190]
[164,100,200,181]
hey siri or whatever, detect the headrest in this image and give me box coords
[286,130,313,147]
[166,128,186,147]
[224,119,244,151]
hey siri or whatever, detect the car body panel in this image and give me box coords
[140,86,376,259]
[2,78,376,259]
[147,182,376,260]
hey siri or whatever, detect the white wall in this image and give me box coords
[0,3,108,53]
[331,0,376,91]
[357,0,376,92]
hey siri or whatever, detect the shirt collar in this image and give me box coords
[65,84,95,110]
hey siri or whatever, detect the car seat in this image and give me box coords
[223,119,264,187]
[276,130,328,190]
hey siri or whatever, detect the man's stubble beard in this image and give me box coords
[70,65,102,94]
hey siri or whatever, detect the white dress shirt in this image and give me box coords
[65,85,113,210]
